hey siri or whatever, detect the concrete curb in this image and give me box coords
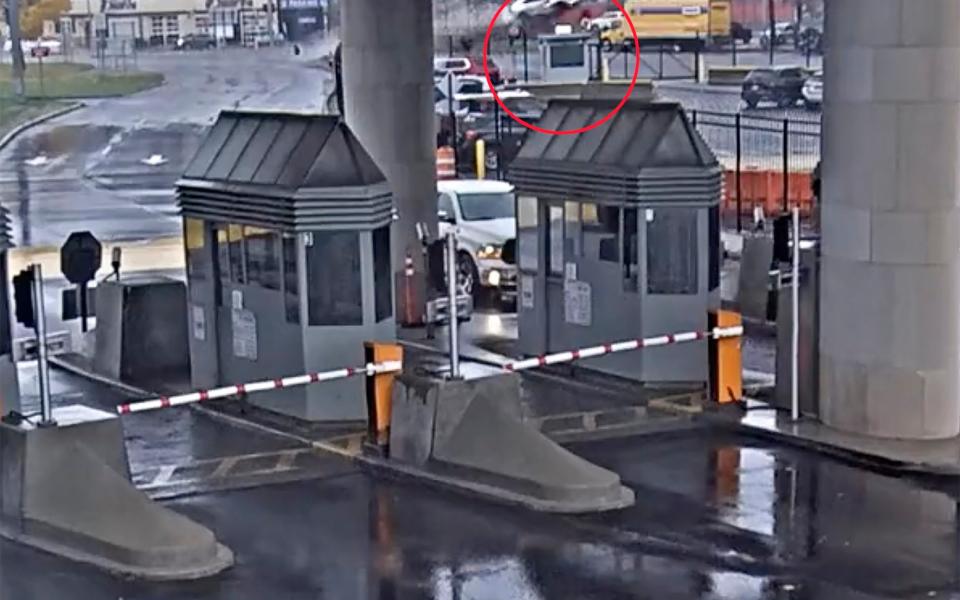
[49,355,153,399]
[656,81,741,96]
[0,101,84,154]
[704,408,960,479]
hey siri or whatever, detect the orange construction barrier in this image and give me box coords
[722,169,814,218]
[436,146,456,180]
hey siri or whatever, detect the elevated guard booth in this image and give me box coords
[507,100,721,384]
[538,32,596,84]
[177,111,395,422]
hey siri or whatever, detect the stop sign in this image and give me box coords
[60,231,103,285]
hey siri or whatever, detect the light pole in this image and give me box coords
[508,25,528,83]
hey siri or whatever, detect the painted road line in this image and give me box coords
[150,465,178,487]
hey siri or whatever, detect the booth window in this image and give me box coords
[228,224,245,284]
[583,203,620,264]
[244,226,281,291]
[215,224,229,306]
[216,225,229,281]
[647,208,698,295]
[564,201,581,259]
[283,234,299,324]
[517,196,538,272]
[550,43,585,68]
[373,226,392,322]
[623,208,638,292]
[184,218,207,281]
[306,231,363,326]
[548,205,564,277]
[709,206,720,291]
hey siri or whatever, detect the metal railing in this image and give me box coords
[690,108,822,230]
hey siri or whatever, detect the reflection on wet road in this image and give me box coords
[3,426,957,599]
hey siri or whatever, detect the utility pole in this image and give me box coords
[6,0,26,96]
[767,0,776,66]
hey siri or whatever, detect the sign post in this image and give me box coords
[31,264,54,426]
[60,231,103,332]
[30,46,50,96]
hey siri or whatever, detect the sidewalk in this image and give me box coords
[727,400,960,478]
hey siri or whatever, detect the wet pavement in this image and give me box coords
[0,45,333,249]
[3,428,957,599]
[15,363,301,481]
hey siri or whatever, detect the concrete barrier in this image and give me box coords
[94,277,190,387]
[389,371,635,513]
[0,405,233,579]
[706,66,754,86]
[737,234,775,323]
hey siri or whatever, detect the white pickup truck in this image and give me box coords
[437,179,517,305]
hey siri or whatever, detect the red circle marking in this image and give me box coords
[483,0,640,136]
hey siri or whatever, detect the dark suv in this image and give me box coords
[741,67,807,109]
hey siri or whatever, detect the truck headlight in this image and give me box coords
[477,244,501,260]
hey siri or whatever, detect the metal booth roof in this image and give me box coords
[0,207,12,250]
[508,99,721,206]
[177,111,392,231]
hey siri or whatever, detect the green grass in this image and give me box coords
[0,98,69,139]
[0,62,164,99]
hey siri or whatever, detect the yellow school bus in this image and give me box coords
[601,0,732,49]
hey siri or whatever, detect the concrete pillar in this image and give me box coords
[820,0,960,439]
[341,0,437,275]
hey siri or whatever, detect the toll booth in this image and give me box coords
[176,111,395,422]
[507,99,722,384]
[538,32,596,84]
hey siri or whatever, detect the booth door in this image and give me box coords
[546,202,643,375]
[641,207,710,383]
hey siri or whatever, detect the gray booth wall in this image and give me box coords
[518,196,714,384]
[185,219,395,422]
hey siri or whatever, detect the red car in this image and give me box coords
[465,56,503,84]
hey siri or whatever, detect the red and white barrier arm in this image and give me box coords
[116,360,403,415]
[502,326,744,373]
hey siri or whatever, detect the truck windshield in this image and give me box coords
[458,192,515,221]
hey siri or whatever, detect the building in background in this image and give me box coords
[278,0,325,41]
[63,0,284,48]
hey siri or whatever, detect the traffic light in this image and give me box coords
[13,268,35,329]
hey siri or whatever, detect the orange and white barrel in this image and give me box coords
[436,146,456,180]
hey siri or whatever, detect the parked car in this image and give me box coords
[741,66,806,109]
[3,38,62,55]
[797,25,823,54]
[802,70,823,109]
[581,10,621,31]
[434,56,502,85]
[176,34,216,50]
[758,21,796,49]
[434,56,471,78]
[501,0,582,23]
[437,179,517,304]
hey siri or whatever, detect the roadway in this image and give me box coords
[0,44,332,249]
[3,363,956,599]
